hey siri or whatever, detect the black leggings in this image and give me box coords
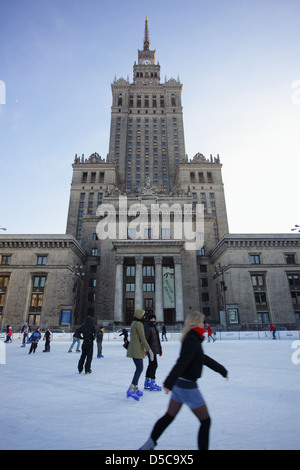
[150,398,211,450]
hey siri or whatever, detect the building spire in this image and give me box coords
[143,16,150,51]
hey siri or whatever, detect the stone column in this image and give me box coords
[174,255,184,322]
[114,256,124,323]
[154,256,163,322]
[135,256,143,311]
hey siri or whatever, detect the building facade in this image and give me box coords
[1,19,299,330]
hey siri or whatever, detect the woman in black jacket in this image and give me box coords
[139,311,228,450]
[144,314,162,391]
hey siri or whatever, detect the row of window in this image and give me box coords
[190,171,213,184]
[82,172,105,184]
[0,255,48,266]
[250,253,298,265]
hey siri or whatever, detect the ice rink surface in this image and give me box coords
[1,338,299,450]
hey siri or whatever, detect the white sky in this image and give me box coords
[1,0,300,235]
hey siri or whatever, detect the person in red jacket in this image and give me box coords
[206,324,216,343]
[139,311,228,451]
[270,324,276,340]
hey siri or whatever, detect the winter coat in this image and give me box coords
[73,328,82,339]
[144,321,162,355]
[30,330,41,344]
[127,310,151,359]
[78,317,96,343]
[96,329,104,343]
[164,328,227,391]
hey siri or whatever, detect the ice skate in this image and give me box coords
[127,384,140,401]
[149,379,162,391]
[139,437,156,450]
[144,377,151,390]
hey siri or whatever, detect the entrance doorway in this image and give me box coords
[164,308,175,325]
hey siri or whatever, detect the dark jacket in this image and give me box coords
[78,317,96,343]
[144,321,162,355]
[164,329,227,390]
[73,327,82,339]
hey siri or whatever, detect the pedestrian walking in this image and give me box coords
[28,327,42,354]
[144,314,162,391]
[97,326,104,358]
[139,311,228,450]
[77,316,96,374]
[126,309,154,401]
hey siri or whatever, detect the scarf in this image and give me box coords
[192,327,206,339]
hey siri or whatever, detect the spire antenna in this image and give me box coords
[144,16,150,51]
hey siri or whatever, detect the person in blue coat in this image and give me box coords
[28,327,42,354]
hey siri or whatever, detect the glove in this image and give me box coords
[148,349,154,361]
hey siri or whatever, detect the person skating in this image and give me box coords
[161,324,168,341]
[270,323,276,340]
[43,328,52,352]
[139,311,228,450]
[126,309,154,401]
[119,327,129,346]
[144,314,162,391]
[77,316,96,374]
[4,325,13,343]
[21,323,31,347]
[206,324,216,343]
[96,326,104,358]
[28,327,42,354]
[68,327,82,352]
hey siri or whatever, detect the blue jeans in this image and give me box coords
[69,338,80,351]
[132,358,143,385]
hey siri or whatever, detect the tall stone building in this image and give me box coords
[1,19,299,331]
[65,19,229,326]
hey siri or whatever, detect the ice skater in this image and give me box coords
[21,323,31,347]
[144,314,162,391]
[161,324,168,341]
[139,311,228,450]
[43,328,52,352]
[126,309,154,401]
[28,327,42,354]
[206,324,216,343]
[270,324,276,340]
[77,316,96,374]
[96,326,104,358]
[68,327,82,352]
[4,325,13,343]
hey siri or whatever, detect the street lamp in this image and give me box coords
[214,263,229,329]
[0,226,7,231]
[291,225,300,232]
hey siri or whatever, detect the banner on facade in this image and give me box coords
[163,267,175,308]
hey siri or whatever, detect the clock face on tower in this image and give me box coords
[142,60,151,65]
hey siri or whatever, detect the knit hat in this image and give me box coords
[148,314,156,321]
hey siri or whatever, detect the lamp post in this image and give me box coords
[291,225,300,232]
[214,263,229,329]
[0,227,7,231]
